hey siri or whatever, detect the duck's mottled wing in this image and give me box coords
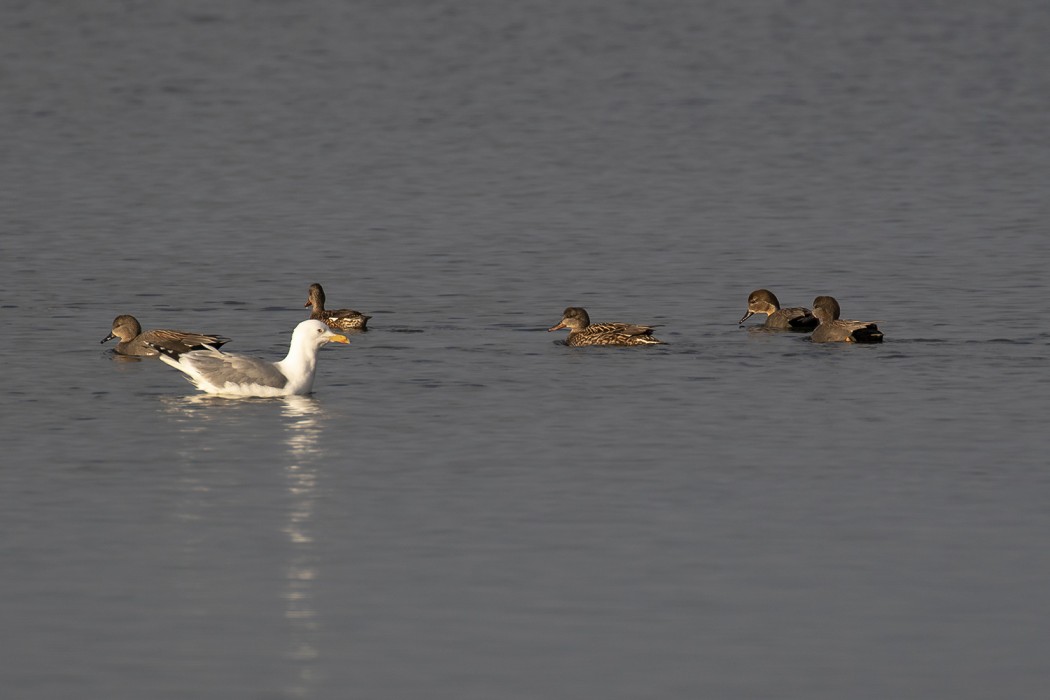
[320,308,371,330]
[570,322,664,345]
[185,351,288,389]
[588,322,656,337]
[145,329,231,352]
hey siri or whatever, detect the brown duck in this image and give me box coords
[305,283,371,331]
[548,307,664,346]
[102,314,230,357]
[810,296,883,343]
[739,289,818,331]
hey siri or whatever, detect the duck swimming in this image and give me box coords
[739,289,818,331]
[101,314,230,357]
[810,296,883,343]
[548,307,664,346]
[305,283,371,331]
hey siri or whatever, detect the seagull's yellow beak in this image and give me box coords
[329,334,350,344]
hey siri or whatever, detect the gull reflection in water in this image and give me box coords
[158,394,330,697]
[280,395,327,697]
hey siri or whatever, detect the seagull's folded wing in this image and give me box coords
[185,352,289,390]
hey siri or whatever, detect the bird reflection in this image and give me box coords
[280,395,326,696]
[158,392,247,416]
[157,394,330,696]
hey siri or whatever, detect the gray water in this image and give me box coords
[3,1,1049,698]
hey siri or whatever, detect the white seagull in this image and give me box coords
[152,319,348,397]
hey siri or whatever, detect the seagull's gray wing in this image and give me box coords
[184,351,288,389]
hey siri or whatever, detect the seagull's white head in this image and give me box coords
[294,319,350,347]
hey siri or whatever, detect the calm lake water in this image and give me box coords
[3,1,1049,698]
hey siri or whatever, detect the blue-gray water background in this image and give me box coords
[2,1,1049,698]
